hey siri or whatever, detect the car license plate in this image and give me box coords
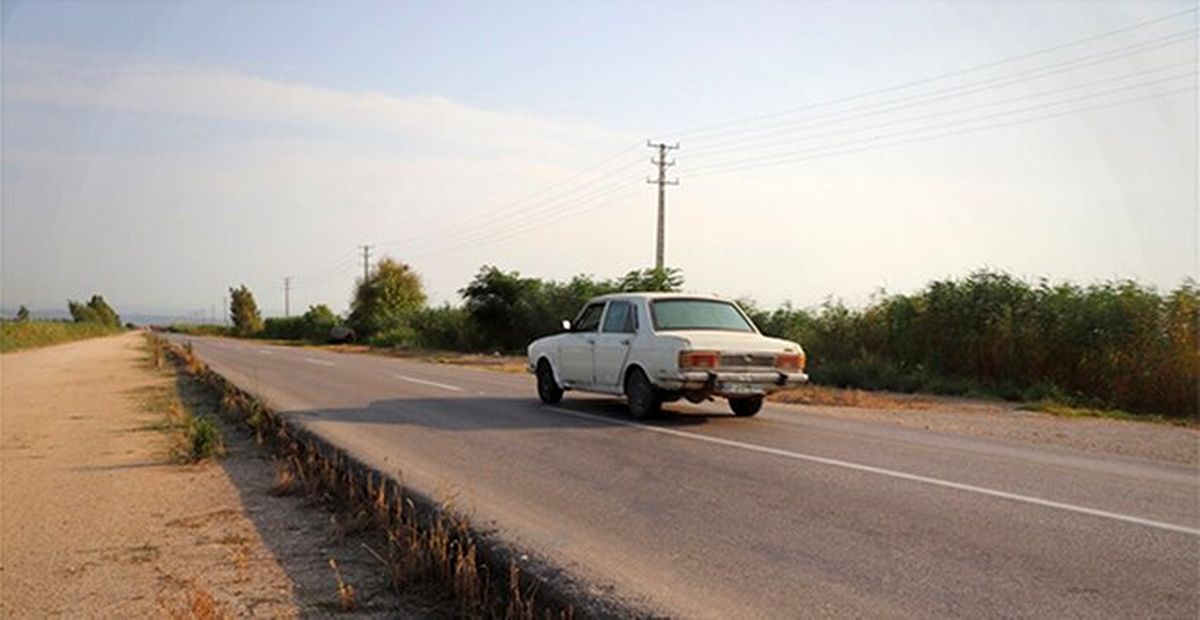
[721,383,763,395]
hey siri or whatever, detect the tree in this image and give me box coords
[15,306,29,322]
[459,266,541,351]
[229,285,263,336]
[68,300,98,323]
[67,295,120,326]
[347,257,426,338]
[618,267,684,292]
[86,295,120,327]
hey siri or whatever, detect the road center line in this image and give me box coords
[258,349,273,355]
[302,357,336,367]
[548,406,1200,536]
[393,374,464,392]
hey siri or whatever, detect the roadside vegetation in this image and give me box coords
[159,335,591,618]
[172,262,1196,420]
[144,335,225,462]
[740,271,1197,420]
[1,295,125,352]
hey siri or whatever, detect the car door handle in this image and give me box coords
[586,339,595,345]
[619,339,631,345]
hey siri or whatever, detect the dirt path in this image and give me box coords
[0,332,443,617]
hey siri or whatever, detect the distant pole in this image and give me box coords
[647,141,679,271]
[283,277,292,317]
[359,244,373,284]
[222,294,229,326]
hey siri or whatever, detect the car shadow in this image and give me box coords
[281,394,730,432]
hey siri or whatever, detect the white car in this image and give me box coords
[526,293,808,418]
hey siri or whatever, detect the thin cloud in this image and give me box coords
[4,46,630,159]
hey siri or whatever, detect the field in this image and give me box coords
[0,321,125,353]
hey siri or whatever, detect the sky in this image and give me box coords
[1,0,1196,319]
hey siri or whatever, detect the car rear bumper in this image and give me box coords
[656,370,809,395]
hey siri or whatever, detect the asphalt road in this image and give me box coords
[167,335,1199,618]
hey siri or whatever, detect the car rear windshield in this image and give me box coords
[650,299,755,332]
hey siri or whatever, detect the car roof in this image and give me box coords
[587,292,730,303]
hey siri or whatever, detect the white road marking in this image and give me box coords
[548,406,1200,536]
[302,357,336,367]
[259,349,273,355]
[393,374,464,392]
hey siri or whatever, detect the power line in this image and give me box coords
[376,155,646,255]
[684,83,1194,179]
[374,141,643,249]
[403,184,649,262]
[685,31,1196,158]
[399,179,645,260]
[656,6,1197,142]
[684,62,1196,166]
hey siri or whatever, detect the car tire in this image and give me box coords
[625,367,662,419]
[536,360,563,405]
[729,396,764,417]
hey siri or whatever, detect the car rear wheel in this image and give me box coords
[625,367,662,420]
[536,360,563,404]
[729,396,764,417]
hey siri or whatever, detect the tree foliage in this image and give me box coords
[229,285,263,336]
[262,304,338,341]
[618,267,684,292]
[347,257,426,338]
[742,270,1199,417]
[15,306,29,322]
[67,295,120,327]
[458,265,686,352]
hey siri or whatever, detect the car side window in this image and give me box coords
[602,301,637,333]
[573,303,604,332]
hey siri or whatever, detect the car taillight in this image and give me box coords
[775,352,806,372]
[679,351,720,370]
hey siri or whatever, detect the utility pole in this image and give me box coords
[647,141,679,271]
[222,293,229,326]
[283,277,291,317]
[359,244,373,284]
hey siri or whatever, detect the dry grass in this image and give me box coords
[160,336,571,618]
[138,336,227,463]
[0,320,123,353]
[769,384,938,410]
[328,558,358,611]
[160,581,231,620]
[428,353,528,374]
[1019,399,1195,426]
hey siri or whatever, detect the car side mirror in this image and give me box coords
[561,319,571,331]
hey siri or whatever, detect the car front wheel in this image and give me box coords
[625,367,662,420]
[536,360,563,404]
[729,396,764,417]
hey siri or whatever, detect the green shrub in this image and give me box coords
[409,305,472,350]
[168,323,231,337]
[367,325,417,348]
[261,304,338,342]
[751,270,1198,418]
[182,416,224,462]
[348,258,426,338]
